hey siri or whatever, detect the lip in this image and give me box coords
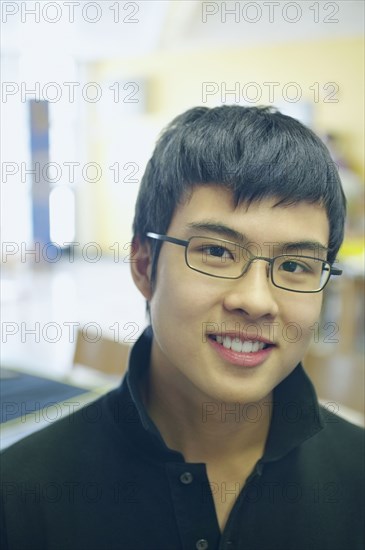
[208,335,275,368]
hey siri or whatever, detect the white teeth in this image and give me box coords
[231,339,242,352]
[223,336,231,349]
[241,341,253,352]
[214,336,267,353]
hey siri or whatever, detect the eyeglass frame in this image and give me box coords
[146,232,343,293]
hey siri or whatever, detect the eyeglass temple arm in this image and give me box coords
[146,232,189,247]
[330,267,342,276]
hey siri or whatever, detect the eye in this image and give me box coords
[280,260,308,273]
[202,244,234,261]
[203,245,234,259]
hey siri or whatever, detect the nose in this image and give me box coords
[223,259,279,320]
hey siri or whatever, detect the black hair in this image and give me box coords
[132,105,346,293]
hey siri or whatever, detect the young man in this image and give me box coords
[1,106,364,549]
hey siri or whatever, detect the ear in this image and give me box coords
[130,236,153,301]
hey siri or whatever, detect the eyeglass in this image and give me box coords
[146,232,342,293]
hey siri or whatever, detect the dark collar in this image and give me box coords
[122,326,324,463]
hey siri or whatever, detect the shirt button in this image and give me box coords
[179,471,193,484]
[196,539,209,550]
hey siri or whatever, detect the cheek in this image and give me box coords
[150,260,222,331]
[281,294,323,344]
[150,254,205,318]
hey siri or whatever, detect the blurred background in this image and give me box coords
[1,1,364,445]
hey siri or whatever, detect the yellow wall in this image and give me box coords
[98,37,364,177]
[86,37,364,250]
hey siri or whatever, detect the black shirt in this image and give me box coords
[1,327,364,550]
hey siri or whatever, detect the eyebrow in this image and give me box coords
[185,221,329,254]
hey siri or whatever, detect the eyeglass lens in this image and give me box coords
[186,237,330,291]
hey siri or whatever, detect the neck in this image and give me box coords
[141,349,273,464]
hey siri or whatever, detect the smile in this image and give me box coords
[207,334,275,367]
[211,335,268,353]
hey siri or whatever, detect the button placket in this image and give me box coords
[166,463,220,549]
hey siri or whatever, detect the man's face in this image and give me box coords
[146,185,329,405]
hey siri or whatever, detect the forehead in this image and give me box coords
[168,185,329,250]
